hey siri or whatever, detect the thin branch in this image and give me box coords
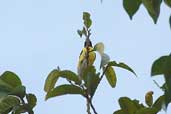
[86,95,98,114]
[99,65,109,82]
[87,98,91,114]
[67,79,75,86]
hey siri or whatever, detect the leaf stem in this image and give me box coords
[99,65,109,82]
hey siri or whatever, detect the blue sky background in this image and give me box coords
[0,0,171,114]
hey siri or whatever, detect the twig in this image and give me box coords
[67,79,75,86]
[99,65,109,82]
[87,98,91,114]
[85,95,98,114]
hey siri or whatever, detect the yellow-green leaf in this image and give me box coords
[44,69,60,92]
[44,69,81,93]
[119,97,137,114]
[105,66,117,88]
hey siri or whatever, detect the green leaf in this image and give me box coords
[123,0,142,19]
[152,95,165,112]
[0,85,12,98]
[12,105,27,114]
[26,94,37,109]
[105,66,117,88]
[119,97,137,114]
[100,53,110,68]
[151,55,171,76]
[59,70,81,85]
[94,42,104,55]
[132,99,145,109]
[44,69,81,93]
[0,71,22,88]
[45,84,84,100]
[83,12,90,21]
[0,71,23,98]
[142,0,162,24]
[164,0,171,8]
[0,96,20,113]
[108,61,137,76]
[9,86,26,99]
[113,110,126,114]
[77,30,83,37]
[82,66,100,97]
[83,66,96,85]
[44,69,60,92]
[135,108,158,114]
[163,74,171,110]
[83,12,92,28]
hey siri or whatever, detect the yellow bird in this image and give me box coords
[145,91,154,107]
[77,39,96,80]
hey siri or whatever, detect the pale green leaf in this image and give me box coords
[100,53,110,68]
[94,42,104,55]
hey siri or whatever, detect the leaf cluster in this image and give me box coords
[123,0,171,26]
[0,71,37,114]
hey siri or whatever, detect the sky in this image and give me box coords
[0,0,171,114]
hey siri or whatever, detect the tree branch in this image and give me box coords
[86,95,98,114]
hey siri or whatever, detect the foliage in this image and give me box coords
[0,2,170,113]
[0,71,37,114]
[114,94,165,114]
[151,55,171,110]
[122,0,171,27]
[44,12,136,114]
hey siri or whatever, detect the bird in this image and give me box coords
[77,38,96,80]
[145,91,154,107]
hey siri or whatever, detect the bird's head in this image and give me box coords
[84,38,92,47]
